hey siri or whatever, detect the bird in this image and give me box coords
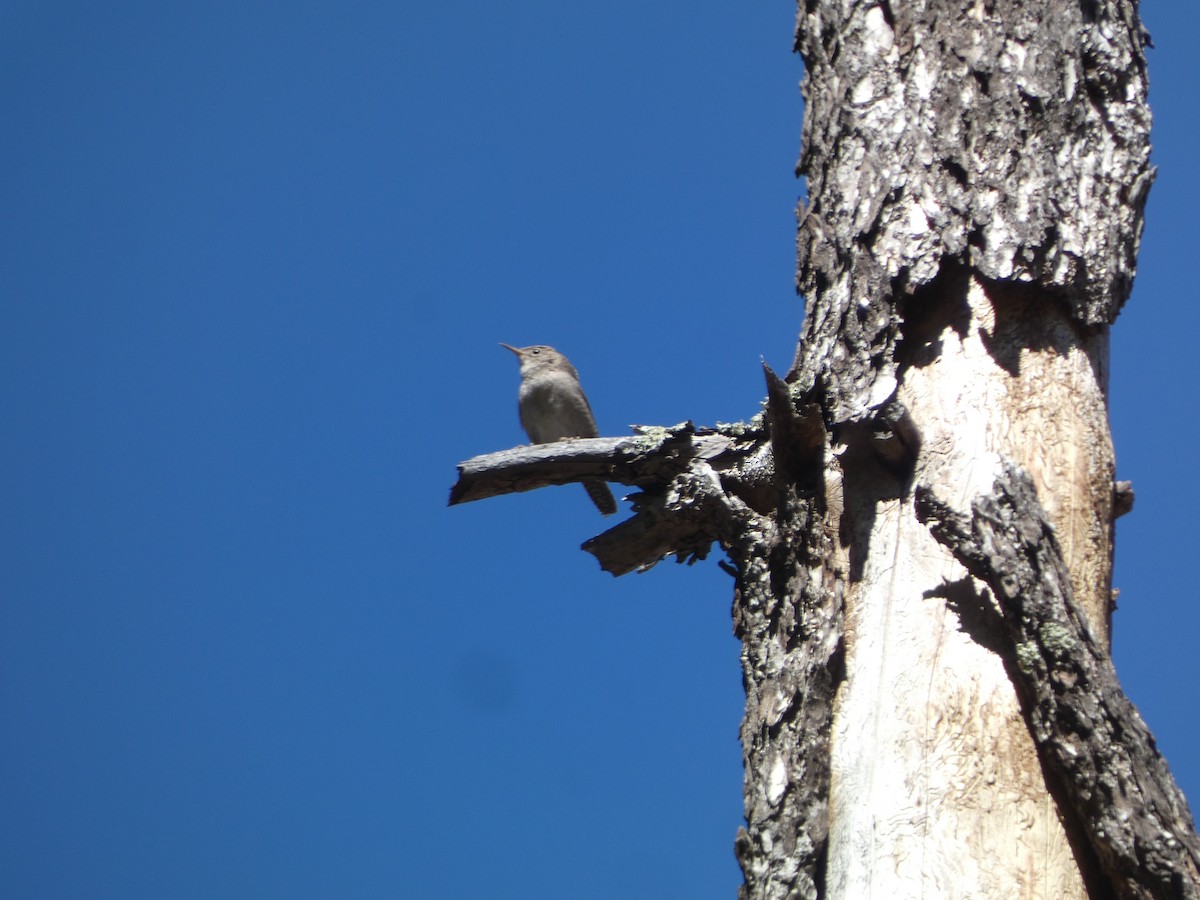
[500,343,618,516]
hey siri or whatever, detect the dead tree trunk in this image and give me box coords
[735,0,1180,896]
[450,0,1200,896]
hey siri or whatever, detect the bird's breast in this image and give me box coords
[518,372,597,443]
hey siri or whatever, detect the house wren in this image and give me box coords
[500,343,617,516]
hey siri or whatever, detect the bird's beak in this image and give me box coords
[499,343,521,357]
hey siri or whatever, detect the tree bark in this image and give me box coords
[737,0,1155,896]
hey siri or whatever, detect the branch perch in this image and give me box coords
[449,421,777,576]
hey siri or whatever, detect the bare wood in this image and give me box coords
[916,466,1200,900]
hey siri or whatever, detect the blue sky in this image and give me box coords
[2,2,1196,898]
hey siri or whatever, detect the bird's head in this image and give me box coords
[499,343,572,377]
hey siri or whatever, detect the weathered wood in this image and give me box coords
[581,465,742,577]
[449,425,723,503]
[448,437,629,506]
[916,466,1200,900]
[450,422,783,576]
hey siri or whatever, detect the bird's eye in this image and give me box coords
[531,348,541,355]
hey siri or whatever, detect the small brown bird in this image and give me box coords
[500,343,617,515]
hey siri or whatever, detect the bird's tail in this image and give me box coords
[583,479,617,516]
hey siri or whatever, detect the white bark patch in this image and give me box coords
[983,221,1016,279]
[1063,62,1078,101]
[861,6,895,55]
[866,373,898,410]
[767,754,789,806]
[907,202,931,237]
[852,77,876,106]
[1000,39,1027,76]
[911,56,935,101]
